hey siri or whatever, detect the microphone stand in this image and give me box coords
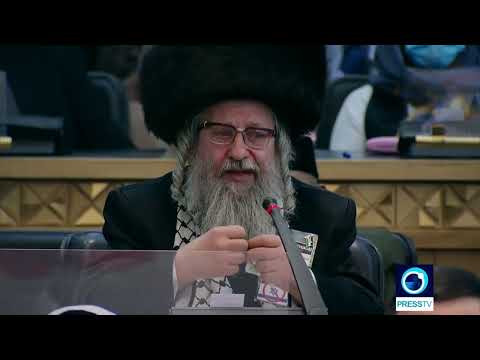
[263,198,328,315]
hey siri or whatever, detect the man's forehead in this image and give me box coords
[204,100,275,127]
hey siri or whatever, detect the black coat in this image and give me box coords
[103,173,384,315]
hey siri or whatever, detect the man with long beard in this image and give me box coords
[102,46,384,314]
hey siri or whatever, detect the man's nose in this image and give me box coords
[228,133,249,160]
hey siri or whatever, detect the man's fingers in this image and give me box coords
[248,234,282,249]
[255,260,277,274]
[211,225,247,239]
[225,252,246,265]
[247,247,283,263]
[225,239,249,252]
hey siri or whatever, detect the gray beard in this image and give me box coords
[183,157,285,238]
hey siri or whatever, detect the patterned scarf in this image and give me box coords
[173,202,290,308]
[173,203,234,307]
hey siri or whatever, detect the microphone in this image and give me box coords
[262,197,328,315]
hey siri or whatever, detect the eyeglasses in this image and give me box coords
[199,121,276,149]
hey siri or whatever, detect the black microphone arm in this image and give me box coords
[263,198,328,315]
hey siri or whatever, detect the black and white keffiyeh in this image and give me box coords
[173,203,234,307]
[173,202,290,308]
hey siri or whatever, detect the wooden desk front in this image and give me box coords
[1,153,479,274]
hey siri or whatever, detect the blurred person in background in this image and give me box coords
[325,45,376,83]
[0,45,133,152]
[87,45,169,152]
[328,45,480,152]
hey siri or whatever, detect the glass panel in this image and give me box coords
[0,248,307,315]
[0,249,176,315]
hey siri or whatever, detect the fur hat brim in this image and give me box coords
[140,45,326,144]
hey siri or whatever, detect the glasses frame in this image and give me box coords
[199,120,276,150]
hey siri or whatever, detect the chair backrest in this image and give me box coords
[61,231,110,250]
[0,231,68,249]
[85,71,133,149]
[315,75,369,149]
[349,235,384,302]
[0,230,108,249]
[357,228,417,311]
[392,231,417,265]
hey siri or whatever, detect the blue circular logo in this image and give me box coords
[401,267,429,295]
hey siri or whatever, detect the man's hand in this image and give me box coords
[247,235,292,291]
[186,225,248,252]
[175,226,248,290]
[247,234,302,304]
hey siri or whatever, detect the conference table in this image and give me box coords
[0,150,479,275]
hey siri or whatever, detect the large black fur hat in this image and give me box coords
[139,45,326,144]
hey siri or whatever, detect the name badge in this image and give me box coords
[291,230,318,268]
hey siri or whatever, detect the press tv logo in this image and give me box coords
[395,265,434,312]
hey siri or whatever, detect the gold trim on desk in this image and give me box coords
[416,135,480,145]
[0,136,12,150]
[0,156,479,181]
[0,157,176,180]
[1,155,479,275]
[315,158,480,182]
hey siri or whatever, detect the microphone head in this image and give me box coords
[262,197,278,210]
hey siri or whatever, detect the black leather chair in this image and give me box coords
[349,235,384,301]
[0,231,69,249]
[392,231,417,265]
[0,230,108,249]
[358,228,417,311]
[61,231,109,250]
